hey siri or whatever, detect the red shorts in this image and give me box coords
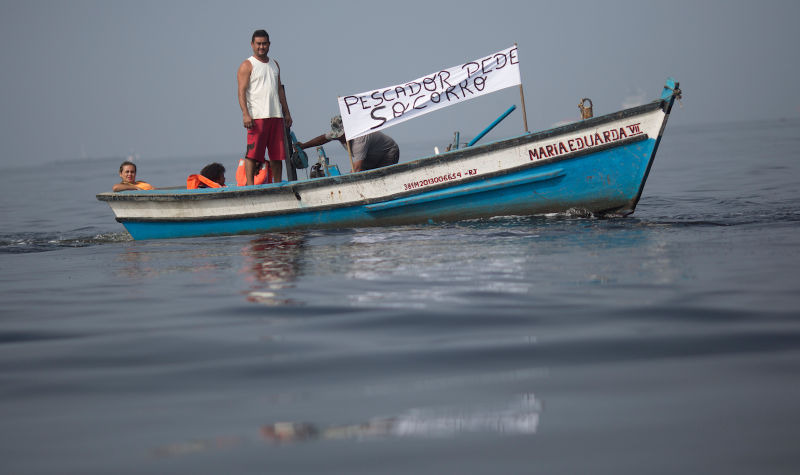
[246,118,286,163]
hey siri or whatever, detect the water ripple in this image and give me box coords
[0,231,130,254]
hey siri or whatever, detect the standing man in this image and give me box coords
[237,29,292,185]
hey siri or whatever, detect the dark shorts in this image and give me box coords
[363,146,400,170]
[246,118,286,163]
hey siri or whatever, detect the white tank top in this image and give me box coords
[246,56,283,119]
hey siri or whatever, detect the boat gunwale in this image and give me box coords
[97,100,665,204]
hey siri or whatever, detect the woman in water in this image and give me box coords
[113,161,154,191]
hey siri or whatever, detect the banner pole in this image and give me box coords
[515,43,529,133]
[345,139,355,172]
[337,95,357,172]
[519,84,529,133]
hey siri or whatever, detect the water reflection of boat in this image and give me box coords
[241,233,305,305]
[151,395,541,457]
[261,394,541,443]
[97,79,681,241]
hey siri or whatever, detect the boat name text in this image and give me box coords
[529,123,643,161]
[404,168,478,191]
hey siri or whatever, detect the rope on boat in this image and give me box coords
[665,84,683,108]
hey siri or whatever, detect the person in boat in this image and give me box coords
[112,161,154,192]
[237,29,293,186]
[235,158,271,186]
[296,115,399,172]
[187,162,226,189]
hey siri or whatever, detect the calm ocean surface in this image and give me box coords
[1,118,799,474]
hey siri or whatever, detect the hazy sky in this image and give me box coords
[1,0,798,165]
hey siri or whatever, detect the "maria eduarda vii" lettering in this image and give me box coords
[529,123,643,161]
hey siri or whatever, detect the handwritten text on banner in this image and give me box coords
[337,45,521,139]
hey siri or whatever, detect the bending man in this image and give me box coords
[296,115,399,172]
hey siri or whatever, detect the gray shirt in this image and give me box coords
[344,132,400,170]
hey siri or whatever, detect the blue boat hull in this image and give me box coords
[121,138,656,240]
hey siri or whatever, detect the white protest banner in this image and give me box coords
[337,45,521,140]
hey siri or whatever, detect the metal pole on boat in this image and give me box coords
[467,105,516,147]
[515,43,529,133]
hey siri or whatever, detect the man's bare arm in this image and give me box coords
[237,60,253,129]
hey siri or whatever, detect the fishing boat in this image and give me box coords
[97,72,681,241]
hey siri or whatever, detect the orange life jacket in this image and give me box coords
[186,174,223,189]
[134,181,154,190]
[235,159,271,186]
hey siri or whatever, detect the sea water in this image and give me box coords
[1,118,799,474]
